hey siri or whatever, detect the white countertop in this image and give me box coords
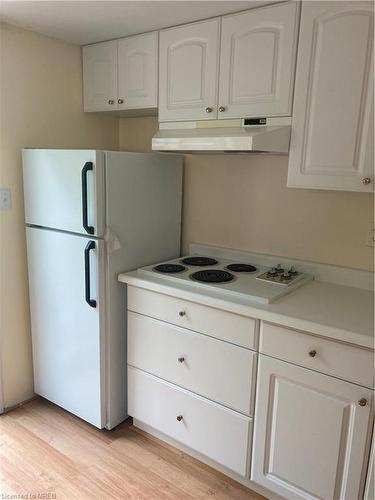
[118,270,374,350]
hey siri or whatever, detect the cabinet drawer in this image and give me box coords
[260,322,374,388]
[128,366,251,476]
[128,312,256,415]
[127,286,256,349]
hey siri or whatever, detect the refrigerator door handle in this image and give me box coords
[84,240,97,308]
[81,162,95,235]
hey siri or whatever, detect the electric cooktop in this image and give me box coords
[138,255,313,304]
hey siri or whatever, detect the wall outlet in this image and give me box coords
[366,223,375,247]
[0,189,11,211]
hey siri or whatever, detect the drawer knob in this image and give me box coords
[205,107,213,113]
[179,311,186,317]
[178,357,185,363]
[108,99,114,105]
[118,99,124,104]
[176,415,183,422]
[358,398,368,407]
[309,350,317,358]
[219,106,226,112]
[362,177,372,185]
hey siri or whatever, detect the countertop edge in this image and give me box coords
[118,272,374,350]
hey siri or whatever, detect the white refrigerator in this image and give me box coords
[23,149,183,429]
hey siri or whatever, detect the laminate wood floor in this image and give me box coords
[0,398,266,500]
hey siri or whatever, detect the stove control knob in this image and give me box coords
[282,271,291,279]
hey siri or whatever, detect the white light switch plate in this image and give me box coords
[0,189,11,210]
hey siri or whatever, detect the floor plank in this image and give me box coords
[0,398,266,499]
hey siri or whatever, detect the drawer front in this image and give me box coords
[127,286,256,349]
[128,366,251,476]
[260,322,374,388]
[128,312,256,415]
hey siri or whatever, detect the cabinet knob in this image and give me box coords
[362,178,372,185]
[178,357,185,363]
[308,350,317,358]
[219,106,226,112]
[179,311,186,317]
[358,398,368,407]
[118,99,124,104]
[205,107,213,113]
[176,415,183,422]
[108,99,114,105]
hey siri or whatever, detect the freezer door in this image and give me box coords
[23,149,105,236]
[26,227,106,428]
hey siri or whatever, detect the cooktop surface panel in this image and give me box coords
[137,256,313,304]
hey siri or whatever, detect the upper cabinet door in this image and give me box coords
[117,32,158,110]
[82,40,118,112]
[218,2,299,119]
[287,1,374,192]
[159,19,220,121]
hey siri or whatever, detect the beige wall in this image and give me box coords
[120,116,374,271]
[0,24,119,408]
[0,23,373,409]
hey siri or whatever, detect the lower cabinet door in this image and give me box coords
[364,432,374,500]
[251,355,373,500]
[128,366,251,476]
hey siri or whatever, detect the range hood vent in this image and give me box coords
[152,117,291,154]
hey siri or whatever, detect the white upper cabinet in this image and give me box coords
[117,32,158,110]
[158,19,220,121]
[218,2,299,119]
[83,41,118,112]
[252,355,373,500]
[287,1,374,192]
[83,33,158,112]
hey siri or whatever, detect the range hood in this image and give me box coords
[152,117,291,154]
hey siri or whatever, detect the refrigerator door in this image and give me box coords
[23,149,105,237]
[26,226,106,428]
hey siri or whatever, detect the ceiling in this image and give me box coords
[0,0,280,46]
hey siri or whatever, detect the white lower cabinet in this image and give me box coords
[364,432,374,500]
[128,366,252,476]
[126,292,374,498]
[251,355,374,500]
